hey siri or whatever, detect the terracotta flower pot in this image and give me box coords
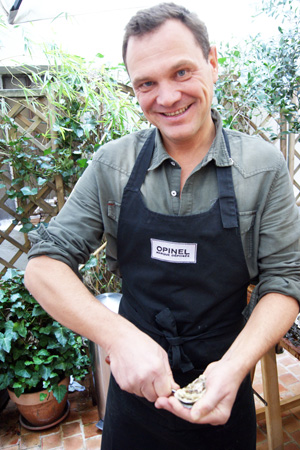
[7,376,70,427]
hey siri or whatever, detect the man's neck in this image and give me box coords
[163,121,216,191]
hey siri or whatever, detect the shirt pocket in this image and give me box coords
[107,201,121,222]
[239,211,256,258]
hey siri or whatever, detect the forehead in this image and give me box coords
[126,19,204,79]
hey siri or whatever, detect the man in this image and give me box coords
[25,3,300,449]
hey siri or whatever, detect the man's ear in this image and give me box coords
[209,45,219,83]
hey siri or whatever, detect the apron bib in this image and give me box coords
[101,129,256,449]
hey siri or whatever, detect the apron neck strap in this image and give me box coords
[217,130,238,229]
[125,129,156,192]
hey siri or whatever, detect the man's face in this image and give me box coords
[126,19,218,150]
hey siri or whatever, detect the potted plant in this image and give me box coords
[0,268,90,429]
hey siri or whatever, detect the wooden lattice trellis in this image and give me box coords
[1,88,299,276]
[0,90,71,275]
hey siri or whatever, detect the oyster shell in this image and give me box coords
[174,375,206,408]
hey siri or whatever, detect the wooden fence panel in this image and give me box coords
[0,94,70,275]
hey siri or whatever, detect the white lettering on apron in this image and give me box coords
[151,239,197,264]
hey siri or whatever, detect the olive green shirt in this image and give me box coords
[28,110,300,314]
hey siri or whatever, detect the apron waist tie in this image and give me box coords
[155,308,194,372]
[121,296,245,373]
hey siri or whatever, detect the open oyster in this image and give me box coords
[173,375,206,408]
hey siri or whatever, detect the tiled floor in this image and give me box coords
[2,350,300,449]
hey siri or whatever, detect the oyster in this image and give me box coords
[173,375,206,408]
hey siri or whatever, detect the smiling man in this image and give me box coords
[25,3,300,449]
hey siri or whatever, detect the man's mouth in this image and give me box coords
[163,105,189,117]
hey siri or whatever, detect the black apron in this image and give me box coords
[101,130,256,450]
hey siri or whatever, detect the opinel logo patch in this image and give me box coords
[150,239,197,264]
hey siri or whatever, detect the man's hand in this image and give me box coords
[155,359,243,425]
[107,319,179,402]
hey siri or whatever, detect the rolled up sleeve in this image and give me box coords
[247,156,300,316]
[28,162,105,275]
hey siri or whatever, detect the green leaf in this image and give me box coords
[11,293,22,302]
[40,365,52,380]
[15,361,31,378]
[37,177,47,186]
[37,349,50,357]
[20,186,38,196]
[20,223,34,233]
[52,384,67,403]
[40,324,53,334]
[40,392,48,401]
[33,356,44,365]
[76,158,88,168]
[54,327,68,346]
[0,332,14,353]
[75,128,84,138]
[14,321,27,338]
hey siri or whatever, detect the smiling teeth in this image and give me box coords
[165,106,188,117]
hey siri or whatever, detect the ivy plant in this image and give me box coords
[0,269,90,402]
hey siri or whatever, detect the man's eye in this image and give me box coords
[177,69,186,77]
[143,81,153,87]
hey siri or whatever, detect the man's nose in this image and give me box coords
[156,82,181,107]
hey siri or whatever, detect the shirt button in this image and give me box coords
[171,190,177,197]
[170,161,176,166]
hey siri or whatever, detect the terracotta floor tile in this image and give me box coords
[83,423,101,439]
[65,409,81,423]
[20,431,41,449]
[256,427,267,443]
[278,365,290,376]
[257,420,267,432]
[279,353,297,365]
[41,432,63,449]
[291,430,300,444]
[284,443,300,449]
[291,407,300,419]
[283,410,295,418]
[256,441,269,449]
[279,382,289,394]
[0,432,20,447]
[284,429,294,443]
[38,425,61,437]
[81,408,99,425]
[86,436,102,449]
[282,414,300,433]
[290,384,300,396]
[289,365,300,377]
[63,435,84,450]
[1,447,19,450]
[22,447,41,450]
[280,373,300,386]
[62,422,82,438]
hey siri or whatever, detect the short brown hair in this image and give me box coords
[122,2,211,68]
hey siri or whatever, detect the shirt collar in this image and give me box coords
[148,109,232,171]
